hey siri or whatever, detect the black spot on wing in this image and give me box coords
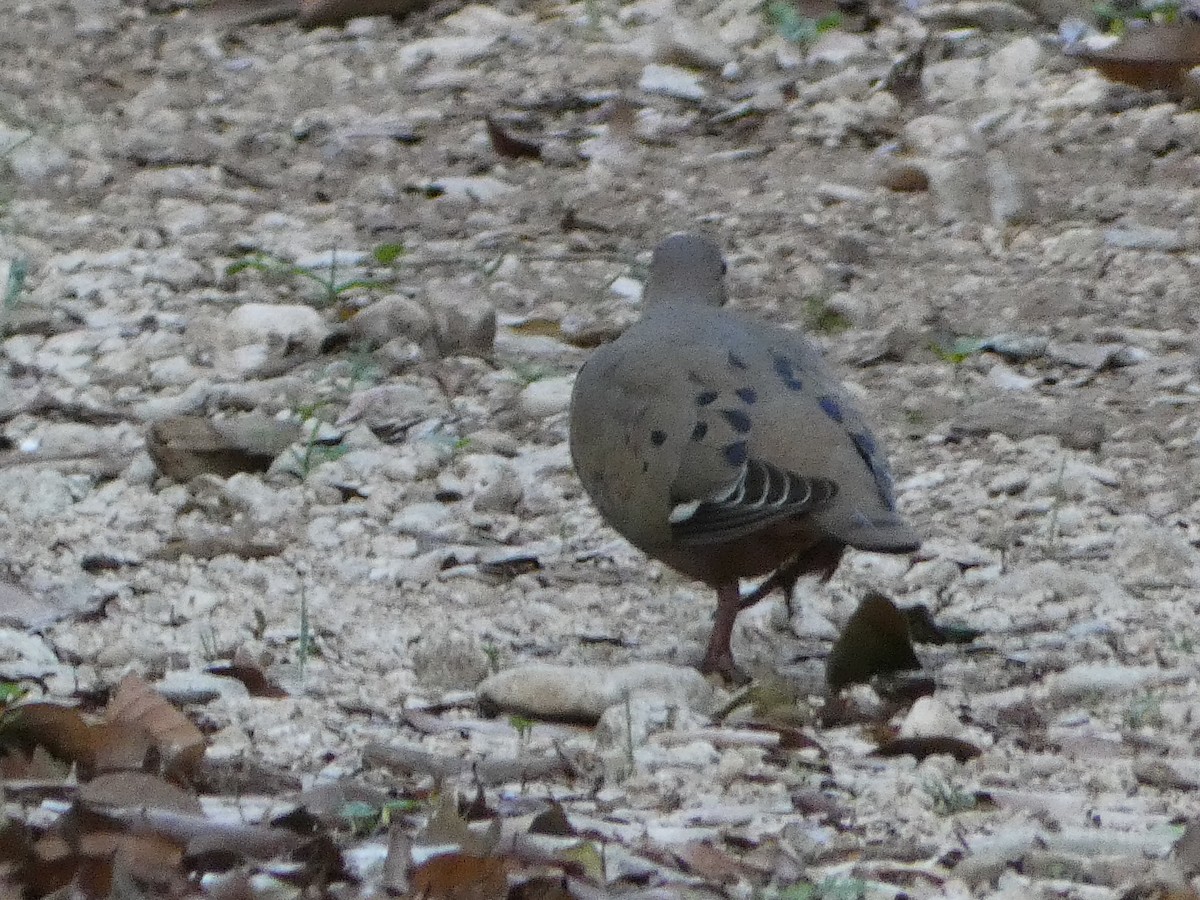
[818,396,843,422]
[721,409,752,434]
[650,429,667,446]
[691,421,708,441]
[696,390,719,407]
[735,387,757,405]
[723,441,748,466]
[727,350,748,370]
[772,353,804,391]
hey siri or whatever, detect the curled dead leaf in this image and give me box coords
[529,801,576,837]
[0,703,101,777]
[826,592,921,692]
[105,675,206,784]
[486,118,542,160]
[79,772,203,815]
[1074,24,1200,92]
[409,853,508,900]
[871,735,982,763]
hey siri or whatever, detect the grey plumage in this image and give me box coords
[569,233,919,677]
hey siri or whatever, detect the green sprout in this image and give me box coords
[509,715,535,742]
[226,243,404,309]
[764,0,842,48]
[930,335,987,364]
[803,295,851,334]
[922,776,978,815]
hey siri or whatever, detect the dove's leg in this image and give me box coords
[737,561,803,612]
[737,540,846,612]
[700,582,746,681]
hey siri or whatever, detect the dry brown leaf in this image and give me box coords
[284,833,350,890]
[509,875,574,899]
[529,801,575,837]
[486,118,542,160]
[79,772,203,815]
[673,840,748,883]
[0,702,101,776]
[152,535,285,562]
[111,831,185,885]
[87,722,155,775]
[1075,24,1200,92]
[206,663,288,699]
[826,592,921,692]
[871,735,982,763]
[193,0,301,27]
[69,855,112,900]
[0,821,33,889]
[0,745,71,780]
[461,784,496,822]
[298,0,432,27]
[105,675,206,783]
[408,853,508,900]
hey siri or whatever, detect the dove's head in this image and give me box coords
[643,233,728,308]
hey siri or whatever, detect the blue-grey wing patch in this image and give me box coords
[849,429,899,510]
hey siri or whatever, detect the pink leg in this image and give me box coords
[700,582,745,681]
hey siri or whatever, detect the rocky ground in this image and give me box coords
[5,0,1200,896]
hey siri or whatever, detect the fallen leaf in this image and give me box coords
[80,772,204,814]
[529,801,575,837]
[0,702,101,776]
[152,536,285,561]
[902,604,982,645]
[477,555,543,578]
[208,649,289,699]
[284,833,351,890]
[145,414,297,482]
[192,0,300,27]
[673,840,748,883]
[461,784,496,822]
[298,0,433,27]
[105,675,206,783]
[409,853,508,900]
[111,831,185,885]
[486,117,542,160]
[1075,24,1200,92]
[872,736,982,763]
[826,592,921,691]
[509,875,574,899]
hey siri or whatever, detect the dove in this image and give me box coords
[569,233,919,679]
